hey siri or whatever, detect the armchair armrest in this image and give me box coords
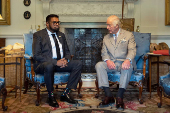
[71,55,74,60]
[24,54,35,82]
[143,55,148,80]
[24,54,32,59]
[30,58,35,82]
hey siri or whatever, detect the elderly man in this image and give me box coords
[95,15,136,109]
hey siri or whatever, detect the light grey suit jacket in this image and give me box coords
[101,29,136,68]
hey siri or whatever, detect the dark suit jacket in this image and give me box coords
[32,28,71,70]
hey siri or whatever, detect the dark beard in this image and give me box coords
[49,25,59,33]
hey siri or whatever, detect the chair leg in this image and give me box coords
[95,78,99,98]
[55,85,58,89]
[23,77,29,94]
[139,84,143,104]
[1,88,8,111]
[78,79,83,98]
[35,83,40,106]
[157,86,162,108]
[117,84,119,90]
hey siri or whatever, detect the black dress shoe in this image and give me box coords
[99,96,115,105]
[116,97,124,110]
[60,94,78,104]
[48,96,59,107]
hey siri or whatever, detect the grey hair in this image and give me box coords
[108,15,121,27]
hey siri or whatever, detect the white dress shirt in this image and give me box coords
[46,28,63,59]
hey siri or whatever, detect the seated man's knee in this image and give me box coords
[95,62,104,70]
[74,60,83,68]
[44,62,54,71]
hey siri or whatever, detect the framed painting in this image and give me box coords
[0,0,10,25]
[165,0,170,25]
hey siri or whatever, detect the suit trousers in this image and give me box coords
[34,60,82,92]
[95,61,133,89]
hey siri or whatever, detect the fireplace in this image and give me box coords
[65,28,108,73]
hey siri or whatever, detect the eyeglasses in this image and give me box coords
[51,21,61,25]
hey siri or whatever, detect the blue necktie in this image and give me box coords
[113,34,117,43]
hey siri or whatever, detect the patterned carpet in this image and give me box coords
[0,86,170,113]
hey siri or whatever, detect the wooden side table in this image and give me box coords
[147,53,169,98]
[0,55,23,102]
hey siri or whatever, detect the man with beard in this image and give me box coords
[32,14,82,107]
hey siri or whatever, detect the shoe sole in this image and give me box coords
[60,99,78,104]
[49,103,59,108]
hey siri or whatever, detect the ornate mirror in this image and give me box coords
[0,0,10,25]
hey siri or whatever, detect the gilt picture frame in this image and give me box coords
[0,0,10,25]
[165,0,170,25]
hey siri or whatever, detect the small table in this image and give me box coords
[147,53,167,98]
[0,55,23,102]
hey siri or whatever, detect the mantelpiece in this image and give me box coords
[40,0,138,27]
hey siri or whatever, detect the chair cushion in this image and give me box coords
[160,77,170,96]
[108,70,144,83]
[130,71,143,82]
[0,77,5,90]
[33,72,70,84]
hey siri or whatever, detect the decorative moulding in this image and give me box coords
[49,0,137,2]
[50,3,126,17]
[40,0,138,26]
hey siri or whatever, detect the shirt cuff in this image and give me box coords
[104,59,109,62]
[65,58,70,62]
[126,58,132,64]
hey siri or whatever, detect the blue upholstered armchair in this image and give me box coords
[157,59,170,108]
[0,77,7,111]
[23,33,82,106]
[95,32,151,104]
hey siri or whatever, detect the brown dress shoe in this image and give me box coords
[99,96,115,105]
[116,97,124,109]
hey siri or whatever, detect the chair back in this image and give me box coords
[23,33,33,56]
[133,32,151,71]
[23,33,33,76]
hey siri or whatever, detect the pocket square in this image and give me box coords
[120,39,126,43]
[59,36,61,37]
